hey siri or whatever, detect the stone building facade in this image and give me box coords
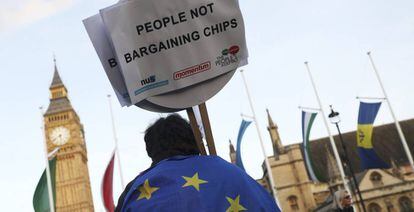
[43,61,94,211]
[232,110,414,211]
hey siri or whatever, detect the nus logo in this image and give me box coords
[141,75,156,86]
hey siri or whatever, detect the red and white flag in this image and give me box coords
[101,151,115,212]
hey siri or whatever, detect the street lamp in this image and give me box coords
[328,106,367,212]
[328,109,340,124]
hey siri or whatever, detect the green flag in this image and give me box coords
[302,111,323,182]
[33,157,57,212]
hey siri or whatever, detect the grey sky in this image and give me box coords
[0,0,413,210]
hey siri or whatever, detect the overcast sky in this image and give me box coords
[1,0,413,211]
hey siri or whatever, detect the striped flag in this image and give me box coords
[236,119,252,170]
[301,111,323,182]
[357,101,389,169]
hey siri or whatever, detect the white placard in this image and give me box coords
[100,0,248,105]
[83,14,132,106]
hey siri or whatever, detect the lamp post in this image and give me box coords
[328,106,367,212]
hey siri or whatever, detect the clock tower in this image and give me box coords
[43,60,94,211]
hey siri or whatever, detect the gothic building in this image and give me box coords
[43,60,94,211]
[231,110,414,211]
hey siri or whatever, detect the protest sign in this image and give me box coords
[83,14,132,107]
[100,0,248,105]
[146,70,235,109]
[83,12,236,111]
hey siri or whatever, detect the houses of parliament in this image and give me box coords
[229,110,414,211]
[40,59,414,211]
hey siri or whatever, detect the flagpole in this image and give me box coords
[39,106,55,212]
[107,95,125,189]
[367,52,414,169]
[240,69,279,204]
[304,62,350,193]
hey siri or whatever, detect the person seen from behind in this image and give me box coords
[115,113,280,211]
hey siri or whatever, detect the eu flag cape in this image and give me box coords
[119,155,280,212]
[357,102,389,169]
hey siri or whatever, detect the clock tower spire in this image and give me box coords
[43,58,95,211]
[49,57,67,98]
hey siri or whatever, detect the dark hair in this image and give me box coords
[144,114,200,165]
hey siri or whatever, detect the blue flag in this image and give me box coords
[120,155,280,211]
[357,102,389,169]
[236,119,252,170]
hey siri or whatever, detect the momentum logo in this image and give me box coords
[173,61,211,80]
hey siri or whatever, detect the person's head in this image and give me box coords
[144,114,200,166]
[341,192,352,207]
[334,189,352,209]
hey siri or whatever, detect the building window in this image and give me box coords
[287,195,299,211]
[385,199,394,211]
[368,202,382,212]
[370,171,383,186]
[399,196,413,212]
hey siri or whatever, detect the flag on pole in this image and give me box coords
[33,157,57,212]
[102,151,116,212]
[357,101,389,169]
[301,111,323,182]
[236,119,251,170]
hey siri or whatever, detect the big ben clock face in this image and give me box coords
[50,126,70,146]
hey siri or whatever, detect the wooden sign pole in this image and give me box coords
[198,103,217,155]
[186,107,207,155]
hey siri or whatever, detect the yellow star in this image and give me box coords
[182,172,208,191]
[226,195,247,212]
[137,179,159,200]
